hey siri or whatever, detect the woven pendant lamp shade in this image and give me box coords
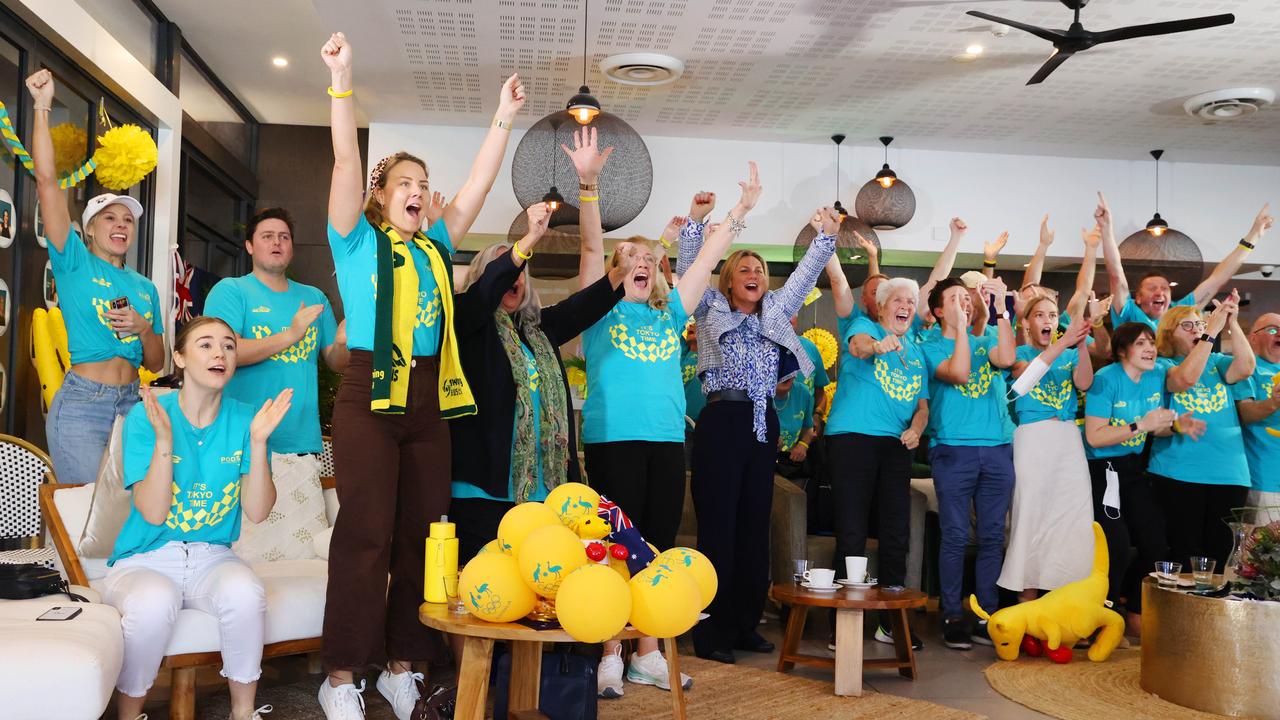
[793,217,880,288]
[1118,227,1204,297]
[511,111,652,232]
[855,178,916,230]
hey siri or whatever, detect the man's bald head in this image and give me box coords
[1250,312,1280,362]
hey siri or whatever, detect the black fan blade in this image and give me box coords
[1092,13,1234,45]
[1027,49,1075,85]
[965,10,1063,43]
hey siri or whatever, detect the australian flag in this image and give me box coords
[598,494,656,575]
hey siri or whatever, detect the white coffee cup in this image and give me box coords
[803,568,836,588]
[845,556,868,583]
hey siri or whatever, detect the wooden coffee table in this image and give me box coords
[771,583,928,697]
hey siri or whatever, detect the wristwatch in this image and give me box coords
[1128,421,1140,434]
[1194,332,1215,345]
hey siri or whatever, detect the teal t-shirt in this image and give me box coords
[1083,362,1168,460]
[1013,344,1081,425]
[1110,294,1196,332]
[797,335,830,395]
[1149,354,1251,487]
[775,381,813,452]
[581,289,689,444]
[49,228,164,366]
[827,317,928,438]
[109,392,255,565]
[326,214,451,355]
[1243,358,1280,492]
[204,275,337,454]
[682,347,706,425]
[452,343,548,503]
[919,332,1014,446]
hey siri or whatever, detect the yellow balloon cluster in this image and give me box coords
[461,496,717,645]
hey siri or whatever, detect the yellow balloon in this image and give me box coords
[497,502,560,557]
[517,524,589,598]
[556,564,632,643]
[656,547,718,610]
[459,552,536,623]
[477,538,509,556]
[629,560,701,639]
[546,482,601,528]
[607,549,631,582]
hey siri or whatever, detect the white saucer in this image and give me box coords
[838,578,877,588]
[800,581,839,592]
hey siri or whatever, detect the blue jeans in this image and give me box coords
[46,371,139,485]
[930,443,1015,619]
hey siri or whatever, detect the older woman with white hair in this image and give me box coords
[825,276,930,648]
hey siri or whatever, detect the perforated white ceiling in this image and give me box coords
[157,0,1280,162]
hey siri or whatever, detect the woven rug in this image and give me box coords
[600,656,983,720]
[983,649,1227,720]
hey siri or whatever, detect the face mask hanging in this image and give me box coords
[1103,462,1121,519]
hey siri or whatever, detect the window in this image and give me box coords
[70,0,160,76]
[179,46,256,168]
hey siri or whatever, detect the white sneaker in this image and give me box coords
[626,650,693,692]
[598,645,625,699]
[376,670,424,720]
[318,678,366,720]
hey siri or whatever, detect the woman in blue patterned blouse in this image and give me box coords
[681,203,840,664]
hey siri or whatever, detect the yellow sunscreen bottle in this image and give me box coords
[424,515,458,603]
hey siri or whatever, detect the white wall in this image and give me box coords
[371,122,1280,266]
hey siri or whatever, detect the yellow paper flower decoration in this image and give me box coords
[93,125,158,190]
[566,366,586,390]
[49,122,88,178]
[801,327,838,371]
[819,381,836,422]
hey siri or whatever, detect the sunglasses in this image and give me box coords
[1253,326,1280,336]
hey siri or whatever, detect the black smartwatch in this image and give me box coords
[1194,332,1215,345]
[1128,421,1140,434]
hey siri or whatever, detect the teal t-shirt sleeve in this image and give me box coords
[239,413,254,474]
[801,392,814,430]
[1084,372,1114,418]
[122,402,156,490]
[846,316,879,343]
[143,279,165,335]
[1015,343,1036,364]
[203,279,246,332]
[425,217,453,255]
[318,292,338,349]
[48,227,88,274]
[327,215,376,258]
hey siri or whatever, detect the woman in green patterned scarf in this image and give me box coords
[448,203,636,566]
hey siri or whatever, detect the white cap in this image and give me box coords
[958,270,987,290]
[82,193,144,229]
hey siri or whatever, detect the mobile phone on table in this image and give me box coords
[109,296,133,339]
[37,606,82,621]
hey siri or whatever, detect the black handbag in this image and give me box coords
[0,562,86,601]
[493,649,596,720]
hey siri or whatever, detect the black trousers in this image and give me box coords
[450,497,514,564]
[1088,455,1165,614]
[584,440,687,552]
[690,400,778,656]
[828,433,912,587]
[1151,474,1248,569]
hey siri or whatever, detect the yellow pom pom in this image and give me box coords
[629,560,701,638]
[801,327,839,371]
[545,482,600,530]
[459,552,537,623]
[655,547,718,610]
[49,122,88,178]
[92,124,158,190]
[496,502,559,557]
[557,564,632,643]
[517,524,589,598]
[138,367,161,386]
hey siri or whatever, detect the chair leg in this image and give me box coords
[170,667,197,720]
[308,652,324,675]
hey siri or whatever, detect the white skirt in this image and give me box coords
[999,419,1095,592]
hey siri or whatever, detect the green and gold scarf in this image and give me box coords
[494,310,570,502]
[371,223,475,417]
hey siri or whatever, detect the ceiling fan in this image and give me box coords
[966,0,1235,85]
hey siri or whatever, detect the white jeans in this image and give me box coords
[102,541,267,697]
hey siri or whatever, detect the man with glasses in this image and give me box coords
[1097,195,1273,331]
[1238,314,1280,522]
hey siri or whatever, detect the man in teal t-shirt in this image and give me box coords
[205,208,349,490]
[1237,313,1280,507]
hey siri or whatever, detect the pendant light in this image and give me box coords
[1145,149,1168,236]
[793,134,879,286]
[542,132,565,211]
[1119,148,1203,294]
[855,136,916,230]
[830,134,849,220]
[567,0,601,124]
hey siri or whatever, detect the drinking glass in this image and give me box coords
[1189,556,1217,590]
[1154,561,1182,588]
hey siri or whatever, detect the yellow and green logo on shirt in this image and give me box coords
[608,322,679,363]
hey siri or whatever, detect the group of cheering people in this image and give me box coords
[22,28,1279,720]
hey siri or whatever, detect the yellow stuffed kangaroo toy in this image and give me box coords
[969,522,1125,663]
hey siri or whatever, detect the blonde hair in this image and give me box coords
[1018,296,1059,343]
[462,243,542,333]
[1155,305,1200,358]
[717,249,769,301]
[363,152,429,229]
[611,237,670,311]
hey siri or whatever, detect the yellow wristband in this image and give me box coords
[578,195,599,203]
[1172,418,1183,434]
[796,440,809,449]
[512,240,533,260]
[327,86,353,98]
[658,236,673,249]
